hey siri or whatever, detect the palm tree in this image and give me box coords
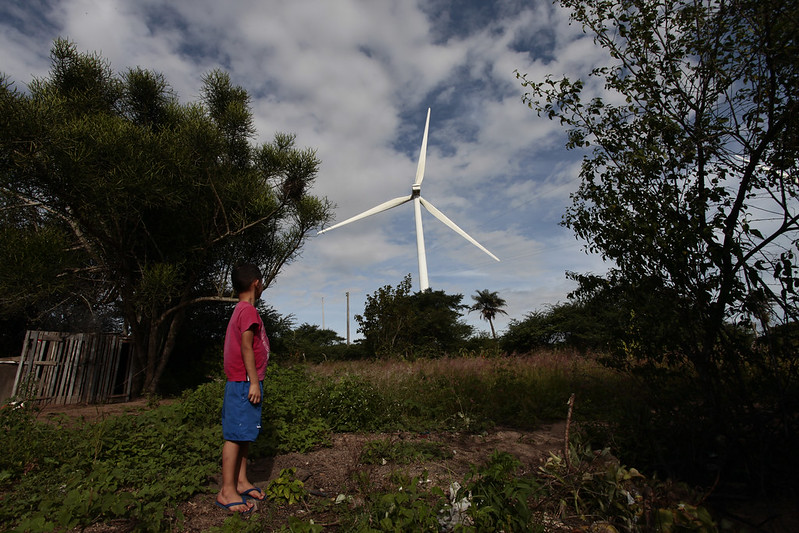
[469,289,508,340]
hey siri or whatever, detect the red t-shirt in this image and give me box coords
[223,301,270,382]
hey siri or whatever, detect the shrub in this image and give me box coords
[460,451,543,532]
[255,364,330,456]
[314,373,387,432]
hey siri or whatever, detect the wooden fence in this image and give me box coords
[12,330,134,406]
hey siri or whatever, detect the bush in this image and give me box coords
[460,451,543,532]
[255,364,329,456]
[314,373,387,432]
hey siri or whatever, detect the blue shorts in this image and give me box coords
[221,381,263,442]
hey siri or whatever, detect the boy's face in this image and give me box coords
[254,278,264,299]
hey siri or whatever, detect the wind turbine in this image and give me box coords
[317,108,500,290]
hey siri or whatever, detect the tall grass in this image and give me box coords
[309,350,631,432]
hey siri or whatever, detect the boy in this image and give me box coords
[216,264,270,513]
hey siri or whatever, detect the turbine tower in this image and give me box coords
[317,108,500,290]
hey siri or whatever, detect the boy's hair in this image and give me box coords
[232,264,263,293]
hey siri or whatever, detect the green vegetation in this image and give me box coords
[360,439,452,465]
[355,274,473,359]
[0,355,728,532]
[265,468,308,505]
[468,289,508,340]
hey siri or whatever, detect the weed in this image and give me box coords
[314,373,386,432]
[345,471,445,532]
[179,379,224,426]
[0,397,218,532]
[255,364,330,456]
[0,355,725,531]
[459,451,543,532]
[360,438,452,465]
[538,437,718,532]
[266,467,308,505]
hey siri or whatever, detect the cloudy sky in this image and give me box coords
[1,0,612,339]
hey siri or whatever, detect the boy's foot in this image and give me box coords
[240,486,265,501]
[215,496,253,514]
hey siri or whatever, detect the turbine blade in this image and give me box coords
[419,197,500,261]
[413,108,431,187]
[317,195,412,235]
[734,153,772,171]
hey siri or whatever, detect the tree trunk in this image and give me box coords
[144,309,186,395]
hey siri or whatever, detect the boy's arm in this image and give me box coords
[241,328,262,404]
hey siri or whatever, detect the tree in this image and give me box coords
[355,275,415,358]
[517,0,798,383]
[469,289,508,339]
[355,274,472,358]
[501,299,615,354]
[284,323,345,362]
[284,323,347,362]
[290,323,345,347]
[517,0,799,492]
[0,40,332,394]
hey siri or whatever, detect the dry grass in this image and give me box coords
[305,350,623,430]
[309,349,607,384]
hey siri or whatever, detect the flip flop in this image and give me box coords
[240,487,265,500]
[215,498,253,514]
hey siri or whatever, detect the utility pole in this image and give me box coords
[346,292,350,346]
[322,297,325,330]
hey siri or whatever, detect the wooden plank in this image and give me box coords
[95,336,110,401]
[87,335,102,403]
[45,336,67,403]
[34,337,54,400]
[103,336,121,400]
[32,361,59,367]
[56,334,80,404]
[71,336,89,404]
[61,335,80,405]
[36,338,54,405]
[11,331,35,398]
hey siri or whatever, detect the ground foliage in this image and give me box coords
[0,355,749,532]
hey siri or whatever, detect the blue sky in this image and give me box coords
[1,0,611,339]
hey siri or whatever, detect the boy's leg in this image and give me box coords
[220,381,264,503]
[217,440,253,511]
[235,443,265,500]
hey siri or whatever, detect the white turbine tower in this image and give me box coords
[317,108,500,290]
